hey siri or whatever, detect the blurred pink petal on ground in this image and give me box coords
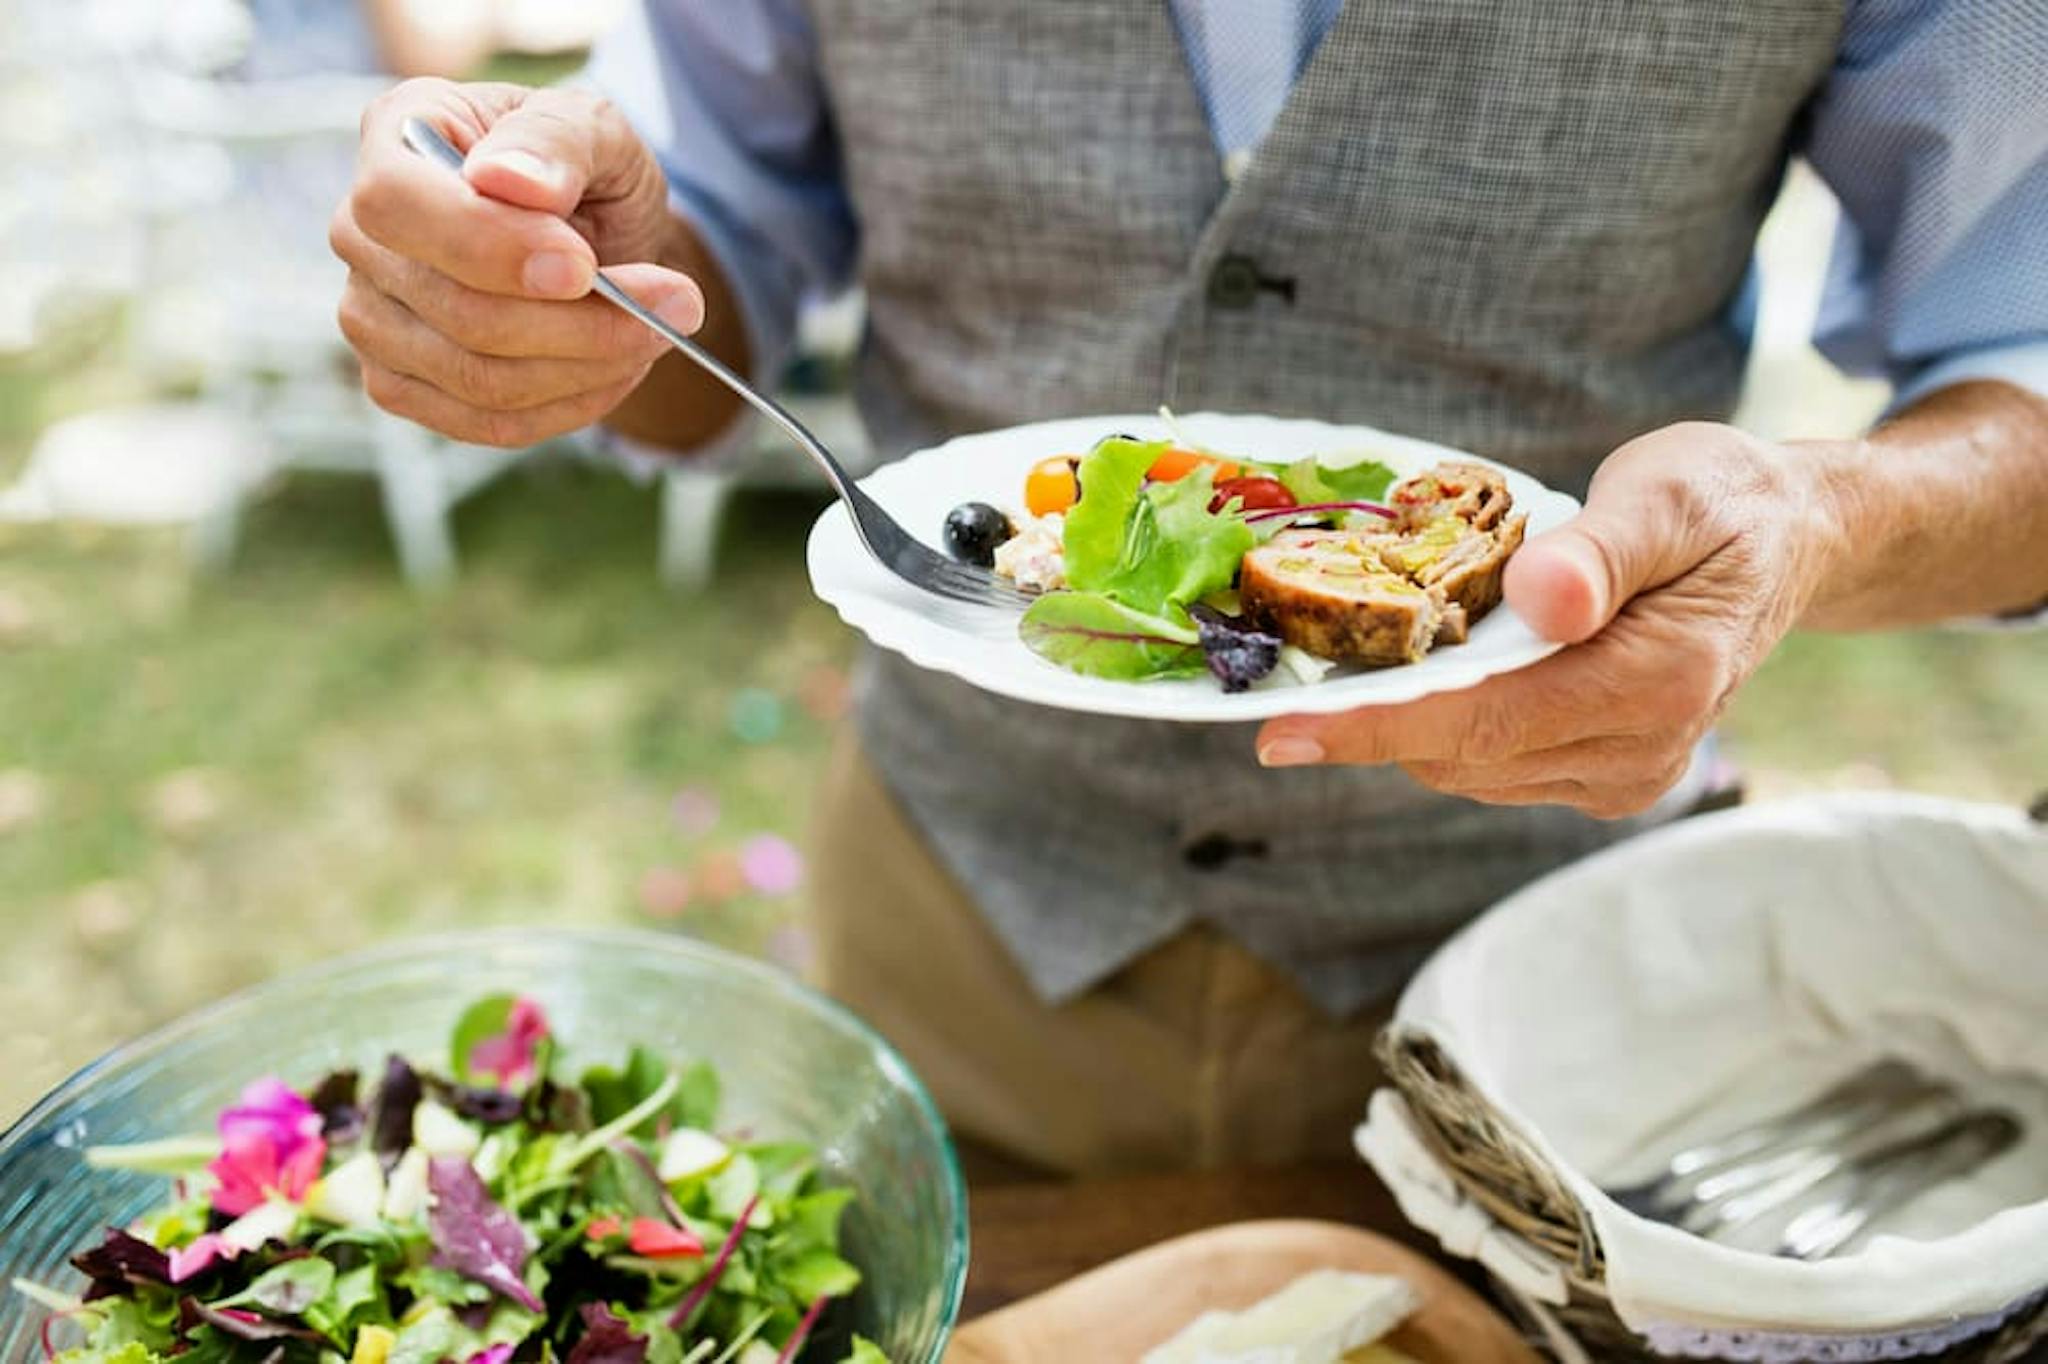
[739,835,804,896]
[638,865,694,918]
[695,850,747,902]
[797,665,850,721]
[671,786,721,836]
[766,925,816,975]
[468,997,551,1087]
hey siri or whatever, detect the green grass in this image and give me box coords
[0,466,852,1122]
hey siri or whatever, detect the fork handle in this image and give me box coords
[397,117,857,504]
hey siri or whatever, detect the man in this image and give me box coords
[331,3,2048,1175]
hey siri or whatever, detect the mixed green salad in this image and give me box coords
[12,997,889,1364]
[942,420,1399,691]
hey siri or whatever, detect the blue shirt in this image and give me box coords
[583,0,2048,413]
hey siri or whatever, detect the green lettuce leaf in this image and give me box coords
[838,1340,890,1364]
[1060,437,1161,594]
[1019,593,1205,680]
[53,1341,162,1364]
[774,1247,861,1304]
[304,1264,388,1343]
[582,1049,718,1138]
[1271,454,1396,507]
[216,1259,334,1316]
[1063,438,1253,616]
[449,995,518,1085]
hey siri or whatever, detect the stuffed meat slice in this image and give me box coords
[1240,529,1444,665]
[1241,461,1529,664]
[1350,511,1527,643]
[1388,461,1512,532]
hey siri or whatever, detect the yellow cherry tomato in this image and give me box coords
[1025,455,1081,517]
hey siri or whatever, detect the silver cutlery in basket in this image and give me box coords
[400,118,1033,611]
[1607,1058,2025,1260]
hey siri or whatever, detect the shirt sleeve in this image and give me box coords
[578,0,857,386]
[1800,0,2048,410]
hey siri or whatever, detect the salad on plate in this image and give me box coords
[11,997,889,1364]
[937,415,1529,692]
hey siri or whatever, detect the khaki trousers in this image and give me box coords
[805,740,1392,1177]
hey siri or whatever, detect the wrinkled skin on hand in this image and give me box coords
[330,79,704,448]
[1258,423,1844,819]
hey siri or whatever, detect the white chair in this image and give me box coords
[650,293,876,590]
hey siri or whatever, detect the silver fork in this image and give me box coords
[1775,1109,2022,1260]
[1607,1059,1946,1222]
[400,118,1033,611]
[1606,1059,2025,1260]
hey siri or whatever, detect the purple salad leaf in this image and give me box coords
[426,1157,542,1312]
[178,1300,321,1342]
[71,1228,171,1300]
[426,1079,525,1127]
[369,1054,423,1169]
[666,1194,758,1331]
[525,1078,592,1134]
[1239,498,1394,525]
[1017,592,1206,681]
[308,1069,364,1143]
[1187,604,1282,693]
[565,1305,648,1364]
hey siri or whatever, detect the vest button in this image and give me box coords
[1183,832,1270,870]
[1207,254,1262,310]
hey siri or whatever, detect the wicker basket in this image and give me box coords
[1379,1030,2048,1364]
[1360,794,2048,1364]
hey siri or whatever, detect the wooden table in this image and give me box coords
[962,1161,1435,1320]
[966,1170,2048,1362]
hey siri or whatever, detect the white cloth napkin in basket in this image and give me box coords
[1361,793,2048,1355]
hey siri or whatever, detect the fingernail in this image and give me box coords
[654,278,705,332]
[478,149,565,190]
[523,251,585,297]
[1259,737,1325,768]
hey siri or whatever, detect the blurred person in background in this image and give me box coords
[328,3,2048,1176]
[238,0,499,81]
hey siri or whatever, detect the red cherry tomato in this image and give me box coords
[1208,476,1298,515]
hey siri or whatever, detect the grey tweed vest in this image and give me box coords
[805,0,1844,1016]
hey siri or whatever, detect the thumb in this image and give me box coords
[461,88,635,217]
[1505,448,1720,643]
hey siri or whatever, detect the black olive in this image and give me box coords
[943,501,1015,567]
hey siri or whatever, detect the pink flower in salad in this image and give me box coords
[207,1079,327,1217]
[467,997,550,1089]
[166,1234,240,1283]
[219,1078,323,1155]
[467,1346,514,1364]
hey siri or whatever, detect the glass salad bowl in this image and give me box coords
[0,928,967,1364]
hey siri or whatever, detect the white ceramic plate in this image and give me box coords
[805,412,1581,722]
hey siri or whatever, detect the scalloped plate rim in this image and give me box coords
[805,411,1579,722]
